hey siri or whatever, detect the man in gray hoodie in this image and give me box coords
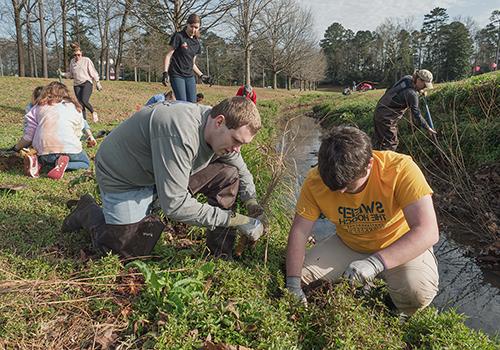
[62,97,265,258]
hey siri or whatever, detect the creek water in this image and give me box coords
[280,114,500,337]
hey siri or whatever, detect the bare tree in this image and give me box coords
[84,0,119,79]
[60,0,69,71]
[24,0,38,77]
[11,0,27,76]
[38,0,48,77]
[114,0,133,76]
[230,0,272,85]
[133,0,234,35]
[257,0,314,89]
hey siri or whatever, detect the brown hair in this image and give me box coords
[71,42,82,55]
[318,126,372,191]
[210,96,261,134]
[37,81,82,112]
[185,14,201,38]
[31,86,44,105]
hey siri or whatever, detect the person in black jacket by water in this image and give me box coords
[373,69,437,151]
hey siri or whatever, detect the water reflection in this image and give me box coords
[282,115,500,337]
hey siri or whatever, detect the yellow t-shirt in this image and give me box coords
[295,151,433,253]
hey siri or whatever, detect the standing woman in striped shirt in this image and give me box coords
[60,43,102,122]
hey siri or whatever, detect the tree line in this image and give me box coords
[0,0,325,89]
[320,7,500,86]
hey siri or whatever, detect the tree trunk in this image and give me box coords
[74,0,81,43]
[244,44,251,85]
[12,0,26,77]
[26,7,35,77]
[273,71,277,89]
[173,0,183,31]
[115,0,132,75]
[105,19,110,80]
[206,46,210,76]
[38,0,48,77]
[134,65,137,82]
[61,0,67,71]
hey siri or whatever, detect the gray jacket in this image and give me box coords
[95,101,256,229]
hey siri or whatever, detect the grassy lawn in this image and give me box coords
[0,77,497,349]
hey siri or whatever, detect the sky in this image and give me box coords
[297,0,499,39]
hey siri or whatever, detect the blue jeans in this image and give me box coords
[101,186,156,225]
[170,75,197,102]
[39,151,90,170]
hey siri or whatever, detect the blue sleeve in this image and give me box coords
[82,119,90,131]
[146,94,165,106]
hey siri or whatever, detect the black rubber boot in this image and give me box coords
[206,227,237,259]
[62,194,165,258]
[61,194,104,233]
[93,215,165,258]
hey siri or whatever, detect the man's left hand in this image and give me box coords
[200,74,212,85]
[96,81,103,91]
[343,254,385,285]
[245,198,267,225]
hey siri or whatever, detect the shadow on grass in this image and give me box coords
[0,198,91,261]
[0,104,25,115]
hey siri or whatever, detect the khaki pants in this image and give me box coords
[302,235,439,315]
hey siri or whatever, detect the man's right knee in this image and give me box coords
[94,215,165,258]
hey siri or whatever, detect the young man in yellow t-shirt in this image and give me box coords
[286,126,439,315]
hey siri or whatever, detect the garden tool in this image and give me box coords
[422,95,435,130]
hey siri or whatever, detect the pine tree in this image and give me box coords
[421,7,449,81]
[441,21,473,80]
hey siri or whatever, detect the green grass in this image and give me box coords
[0,77,498,349]
[312,72,500,172]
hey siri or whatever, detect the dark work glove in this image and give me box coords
[244,198,268,226]
[162,71,169,86]
[286,276,307,305]
[200,74,212,85]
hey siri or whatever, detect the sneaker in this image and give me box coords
[92,112,99,123]
[47,155,69,180]
[23,154,41,178]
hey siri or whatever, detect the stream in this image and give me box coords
[281,114,500,337]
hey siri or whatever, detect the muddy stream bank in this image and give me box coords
[278,114,500,336]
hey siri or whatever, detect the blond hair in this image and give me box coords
[210,96,261,134]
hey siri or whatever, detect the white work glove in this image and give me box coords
[228,212,264,241]
[343,254,385,285]
[286,276,307,305]
[96,81,103,91]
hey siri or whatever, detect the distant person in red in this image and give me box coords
[357,82,373,92]
[236,84,257,104]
